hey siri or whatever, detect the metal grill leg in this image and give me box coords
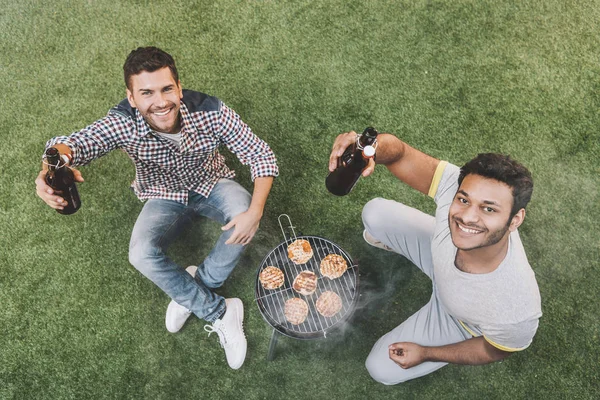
[267,329,280,361]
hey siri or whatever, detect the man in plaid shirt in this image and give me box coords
[35,47,279,370]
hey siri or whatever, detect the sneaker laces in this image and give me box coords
[204,322,229,348]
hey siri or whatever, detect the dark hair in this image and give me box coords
[123,47,179,90]
[458,153,533,217]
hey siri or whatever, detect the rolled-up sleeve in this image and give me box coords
[215,104,279,181]
[45,113,133,166]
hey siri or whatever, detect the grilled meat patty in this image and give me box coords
[292,270,318,296]
[287,239,314,265]
[259,266,285,290]
[284,297,309,325]
[319,254,348,279]
[316,291,343,318]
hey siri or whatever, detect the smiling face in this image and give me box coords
[448,174,523,252]
[126,67,183,134]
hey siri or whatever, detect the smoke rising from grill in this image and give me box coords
[310,251,423,349]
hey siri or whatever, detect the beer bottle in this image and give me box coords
[44,147,81,215]
[326,127,378,196]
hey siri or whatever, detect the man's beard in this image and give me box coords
[449,215,511,251]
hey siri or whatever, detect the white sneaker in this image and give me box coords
[363,229,394,252]
[204,298,247,370]
[165,266,198,333]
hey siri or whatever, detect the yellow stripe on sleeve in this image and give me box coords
[428,160,448,198]
[483,336,528,352]
[460,321,529,352]
[459,320,478,337]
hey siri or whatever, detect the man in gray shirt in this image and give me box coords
[328,131,542,384]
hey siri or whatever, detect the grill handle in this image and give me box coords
[278,214,298,242]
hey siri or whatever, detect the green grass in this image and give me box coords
[1,0,599,398]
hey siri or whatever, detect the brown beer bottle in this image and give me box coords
[44,147,81,215]
[326,127,378,196]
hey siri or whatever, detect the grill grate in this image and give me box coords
[255,231,359,339]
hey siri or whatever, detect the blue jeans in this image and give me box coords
[128,179,251,323]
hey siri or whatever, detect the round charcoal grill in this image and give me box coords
[255,215,359,360]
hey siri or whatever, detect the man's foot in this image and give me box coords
[204,298,247,370]
[363,229,394,252]
[165,266,198,333]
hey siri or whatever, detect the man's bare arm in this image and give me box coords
[374,133,440,195]
[389,337,512,369]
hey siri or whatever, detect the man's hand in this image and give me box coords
[35,168,84,211]
[328,131,375,177]
[389,342,427,369]
[222,209,262,246]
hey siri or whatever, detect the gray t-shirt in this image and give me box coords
[430,161,542,351]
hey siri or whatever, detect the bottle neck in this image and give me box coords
[359,135,376,147]
[358,127,378,148]
[45,148,64,172]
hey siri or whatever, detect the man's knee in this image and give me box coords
[362,197,388,232]
[232,191,252,217]
[220,182,252,222]
[365,349,408,385]
[128,239,157,270]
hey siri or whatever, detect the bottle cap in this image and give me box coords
[45,147,59,156]
[363,145,375,157]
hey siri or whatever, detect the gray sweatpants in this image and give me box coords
[362,198,471,385]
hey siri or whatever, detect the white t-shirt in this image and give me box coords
[430,161,542,351]
[155,131,182,146]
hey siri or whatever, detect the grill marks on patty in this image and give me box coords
[287,239,314,264]
[269,242,350,327]
[320,254,348,279]
[284,298,309,325]
[259,266,285,290]
[316,291,343,318]
[292,270,318,296]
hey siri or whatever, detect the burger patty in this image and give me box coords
[287,239,314,265]
[316,291,343,318]
[284,297,309,325]
[292,270,318,296]
[319,254,348,279]
[259,266,285,290]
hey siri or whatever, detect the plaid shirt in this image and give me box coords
[46,90,279,205]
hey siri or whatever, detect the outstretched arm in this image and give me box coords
[36,112,132,210]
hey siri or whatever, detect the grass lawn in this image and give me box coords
[1,0,599,399]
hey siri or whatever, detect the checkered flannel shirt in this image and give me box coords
[46,90,279,205]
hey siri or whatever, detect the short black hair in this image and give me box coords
[458,153,534,217]
[123,47,179,90]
